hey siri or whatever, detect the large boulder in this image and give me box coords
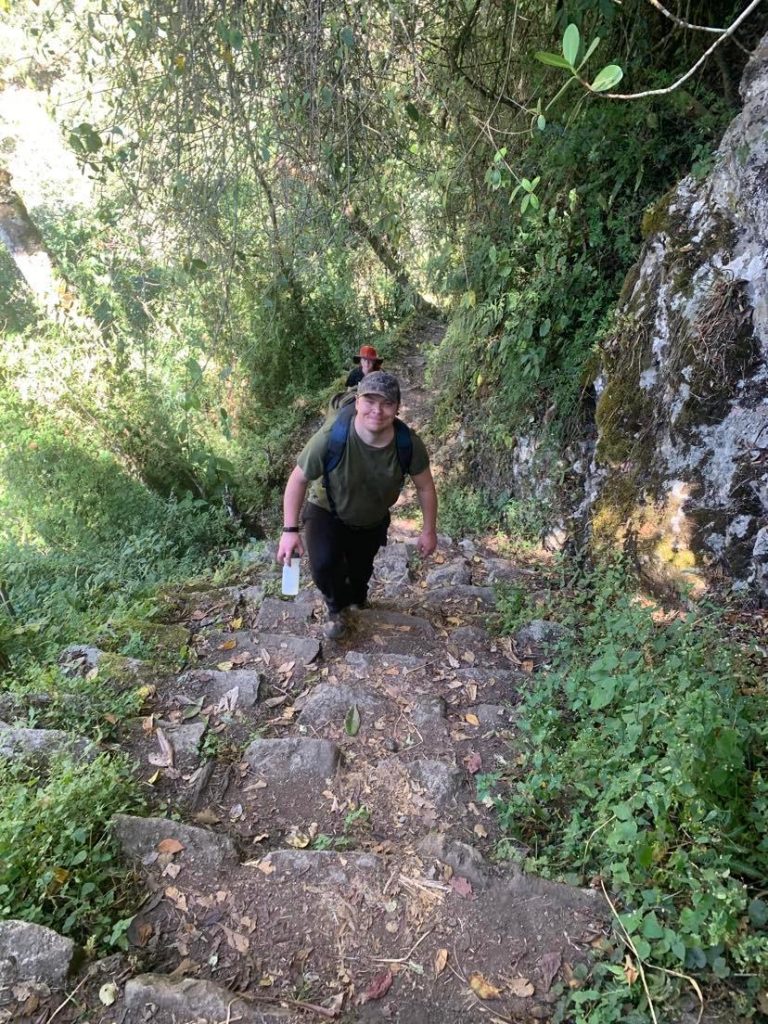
[591,32,768,600]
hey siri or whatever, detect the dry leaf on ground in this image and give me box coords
[623,954,639,986]
[358,969,393,1004]
[450,876,473,898]
[157,838,184,855]
[469,972,501,999]
[218,638,237,650]
[434,948,448,977]
[464,751,482,773]
[508,976,534,998]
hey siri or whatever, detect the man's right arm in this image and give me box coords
[276,465,310,565]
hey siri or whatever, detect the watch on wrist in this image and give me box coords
[282,526,300,533]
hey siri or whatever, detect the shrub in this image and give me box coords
[490,560,768,1019]
[0,753,143,952]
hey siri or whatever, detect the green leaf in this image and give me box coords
[633,937,652,961]
[580,37,601,68]
[534,51,572,70]
[536,114,546,131]
[562,24,580,67]
[749,898,768,928]
[345,704,360,736]
[590,679,616,710]
[340,26,355,48]
[642,913,664,939]
[591,64,623,93]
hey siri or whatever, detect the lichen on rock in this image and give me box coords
[591,30,768,601]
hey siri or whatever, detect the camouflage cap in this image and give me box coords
[357,370,401,404]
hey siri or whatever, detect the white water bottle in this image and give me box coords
[281,557,300,596]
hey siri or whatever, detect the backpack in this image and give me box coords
[322,402,413,519]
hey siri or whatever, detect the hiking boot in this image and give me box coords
[323,614,346,640]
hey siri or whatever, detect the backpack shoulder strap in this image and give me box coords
[323,403,356,516]
[393,418,413,476]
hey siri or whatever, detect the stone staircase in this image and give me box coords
[1,538,609,1024]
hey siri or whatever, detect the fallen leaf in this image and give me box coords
[473,823,488,838]
[252,833,269,843]
[623,954,639,987]
[359,969,393,1004]
[98,982,118,1006]
[464,751,482,774]
[163,862,181,879]
[508,976,534,998]
[164,886,188,911]
[538,951,562,991]
[434,948,449,977]
[521,659,535,674]
[469,972,501,999]
[462,650,476,664]
[190,609,207,620]
[218,638,237,650]
[193,808,220,825]
[141,715,155,735]
[256,858,275,874]
[450,876,473,898]
[157,838,184,855]
[466,682,478,701]
[277,660,296,674]
[264,695,289,708]
[229,617,243,629]
[259,975,274,987]
[231,651,252,665]
[216,661,234,672]
[345,704,361,736]
[135,922,154,947]
[465,713,480,727]
[169,957,198,978]
[223,927,250,954]
[447,653,460,669]
[286,828,310,849]
[146,769,161,785]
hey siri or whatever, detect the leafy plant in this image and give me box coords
[490,560,768,1018]
[0,753,143,952]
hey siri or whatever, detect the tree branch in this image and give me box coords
[645,0,726,33]
[604,0,763,100]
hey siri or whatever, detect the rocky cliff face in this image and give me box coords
[591,31,768,600]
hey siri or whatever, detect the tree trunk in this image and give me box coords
[0,168,78,318]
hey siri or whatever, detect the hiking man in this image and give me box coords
[277,371,437,639]
[345,344,383,388]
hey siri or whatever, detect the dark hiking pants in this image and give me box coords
[302,504,389,615]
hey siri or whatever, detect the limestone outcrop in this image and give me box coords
[591,31,768,599]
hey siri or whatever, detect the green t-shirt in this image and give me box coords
[297,418,429,528]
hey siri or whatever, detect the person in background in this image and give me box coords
[277,371,437,639]
[345,344,383,388]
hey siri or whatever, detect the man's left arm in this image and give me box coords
[411,467,438,557]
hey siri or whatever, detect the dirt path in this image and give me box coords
[5,321,609,1023]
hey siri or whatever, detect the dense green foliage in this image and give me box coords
[1,0,766,1007]
[493,562,768,1020]
[0,753,142,951]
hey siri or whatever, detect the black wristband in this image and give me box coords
[282,526,300,533]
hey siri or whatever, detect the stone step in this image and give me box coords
[116,835,608,1024]
[252,596,316,634]
[175,668,264,707]
[196,629,321,671]
[121,975,291,1024]
[0,725,94,764]
[0,920,74,989]
[112,814,238,874]
[420,584,496,611]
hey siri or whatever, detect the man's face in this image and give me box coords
[356,392,398,434]
[360,357,376,374]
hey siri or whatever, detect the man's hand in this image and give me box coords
[416,527,437,557]
[277,531,305,565]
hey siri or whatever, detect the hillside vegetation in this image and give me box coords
[1,2,767,1021]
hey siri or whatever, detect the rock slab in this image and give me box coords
[0,920,74,987]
